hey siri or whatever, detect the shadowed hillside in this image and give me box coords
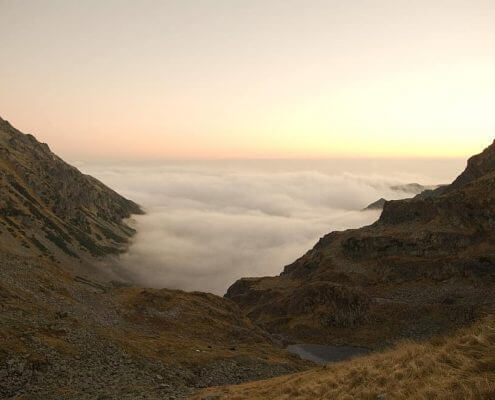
[226,140,495,348]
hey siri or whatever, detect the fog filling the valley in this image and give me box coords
[77,159,464,295]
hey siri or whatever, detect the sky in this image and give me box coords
[1,0,494,159]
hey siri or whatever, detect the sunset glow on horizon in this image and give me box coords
[1,0,494,160]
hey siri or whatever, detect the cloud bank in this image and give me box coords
[77,160,460,294]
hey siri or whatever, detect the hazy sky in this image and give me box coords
[1,0,494,159]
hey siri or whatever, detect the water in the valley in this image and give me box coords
[287,344,371,364]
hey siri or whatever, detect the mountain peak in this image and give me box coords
[449,139,495,190]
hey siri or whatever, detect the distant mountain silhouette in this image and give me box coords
[363,197,387,210]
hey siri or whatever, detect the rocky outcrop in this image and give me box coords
[449,139,495,190]
[226,140,495,347]
[0,117,143,262]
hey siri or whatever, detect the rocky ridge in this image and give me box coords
[226,140,495,347]
[2,117,494,398]
[0,116,142,266]
[0,118,307,399]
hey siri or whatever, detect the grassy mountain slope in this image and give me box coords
[192,316,495,400]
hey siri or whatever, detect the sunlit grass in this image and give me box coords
[191,315,495,400]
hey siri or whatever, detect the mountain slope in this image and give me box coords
[226,140,495,347]
[0,117,307,399]
[192,315,495,400]
[0,253,307,399]
[2,117,494,399]
[0,117,142,263]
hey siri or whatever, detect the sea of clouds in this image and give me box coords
[76,159,463,295]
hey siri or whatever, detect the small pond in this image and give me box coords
[287,344,371,364]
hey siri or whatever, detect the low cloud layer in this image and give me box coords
[78,160,461,294]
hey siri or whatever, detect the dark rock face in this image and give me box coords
[225,140,495,347]
[283,283,371,328]
[449,139,495,190]
[0,116,143,260]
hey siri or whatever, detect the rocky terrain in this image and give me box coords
[1,116,493,399]
[364,183,444,210]
[0,119,307,399]
[0,116,142,271]
[193,315,495,400]
[0,252,310,399]
[226,140,495,348]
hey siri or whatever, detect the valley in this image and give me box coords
[0,117,493,399]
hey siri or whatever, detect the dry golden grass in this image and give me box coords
[110,287,306,366]
[191,315,495,400]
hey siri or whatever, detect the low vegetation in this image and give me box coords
[192,315,495,400]
[0,254,307,399]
